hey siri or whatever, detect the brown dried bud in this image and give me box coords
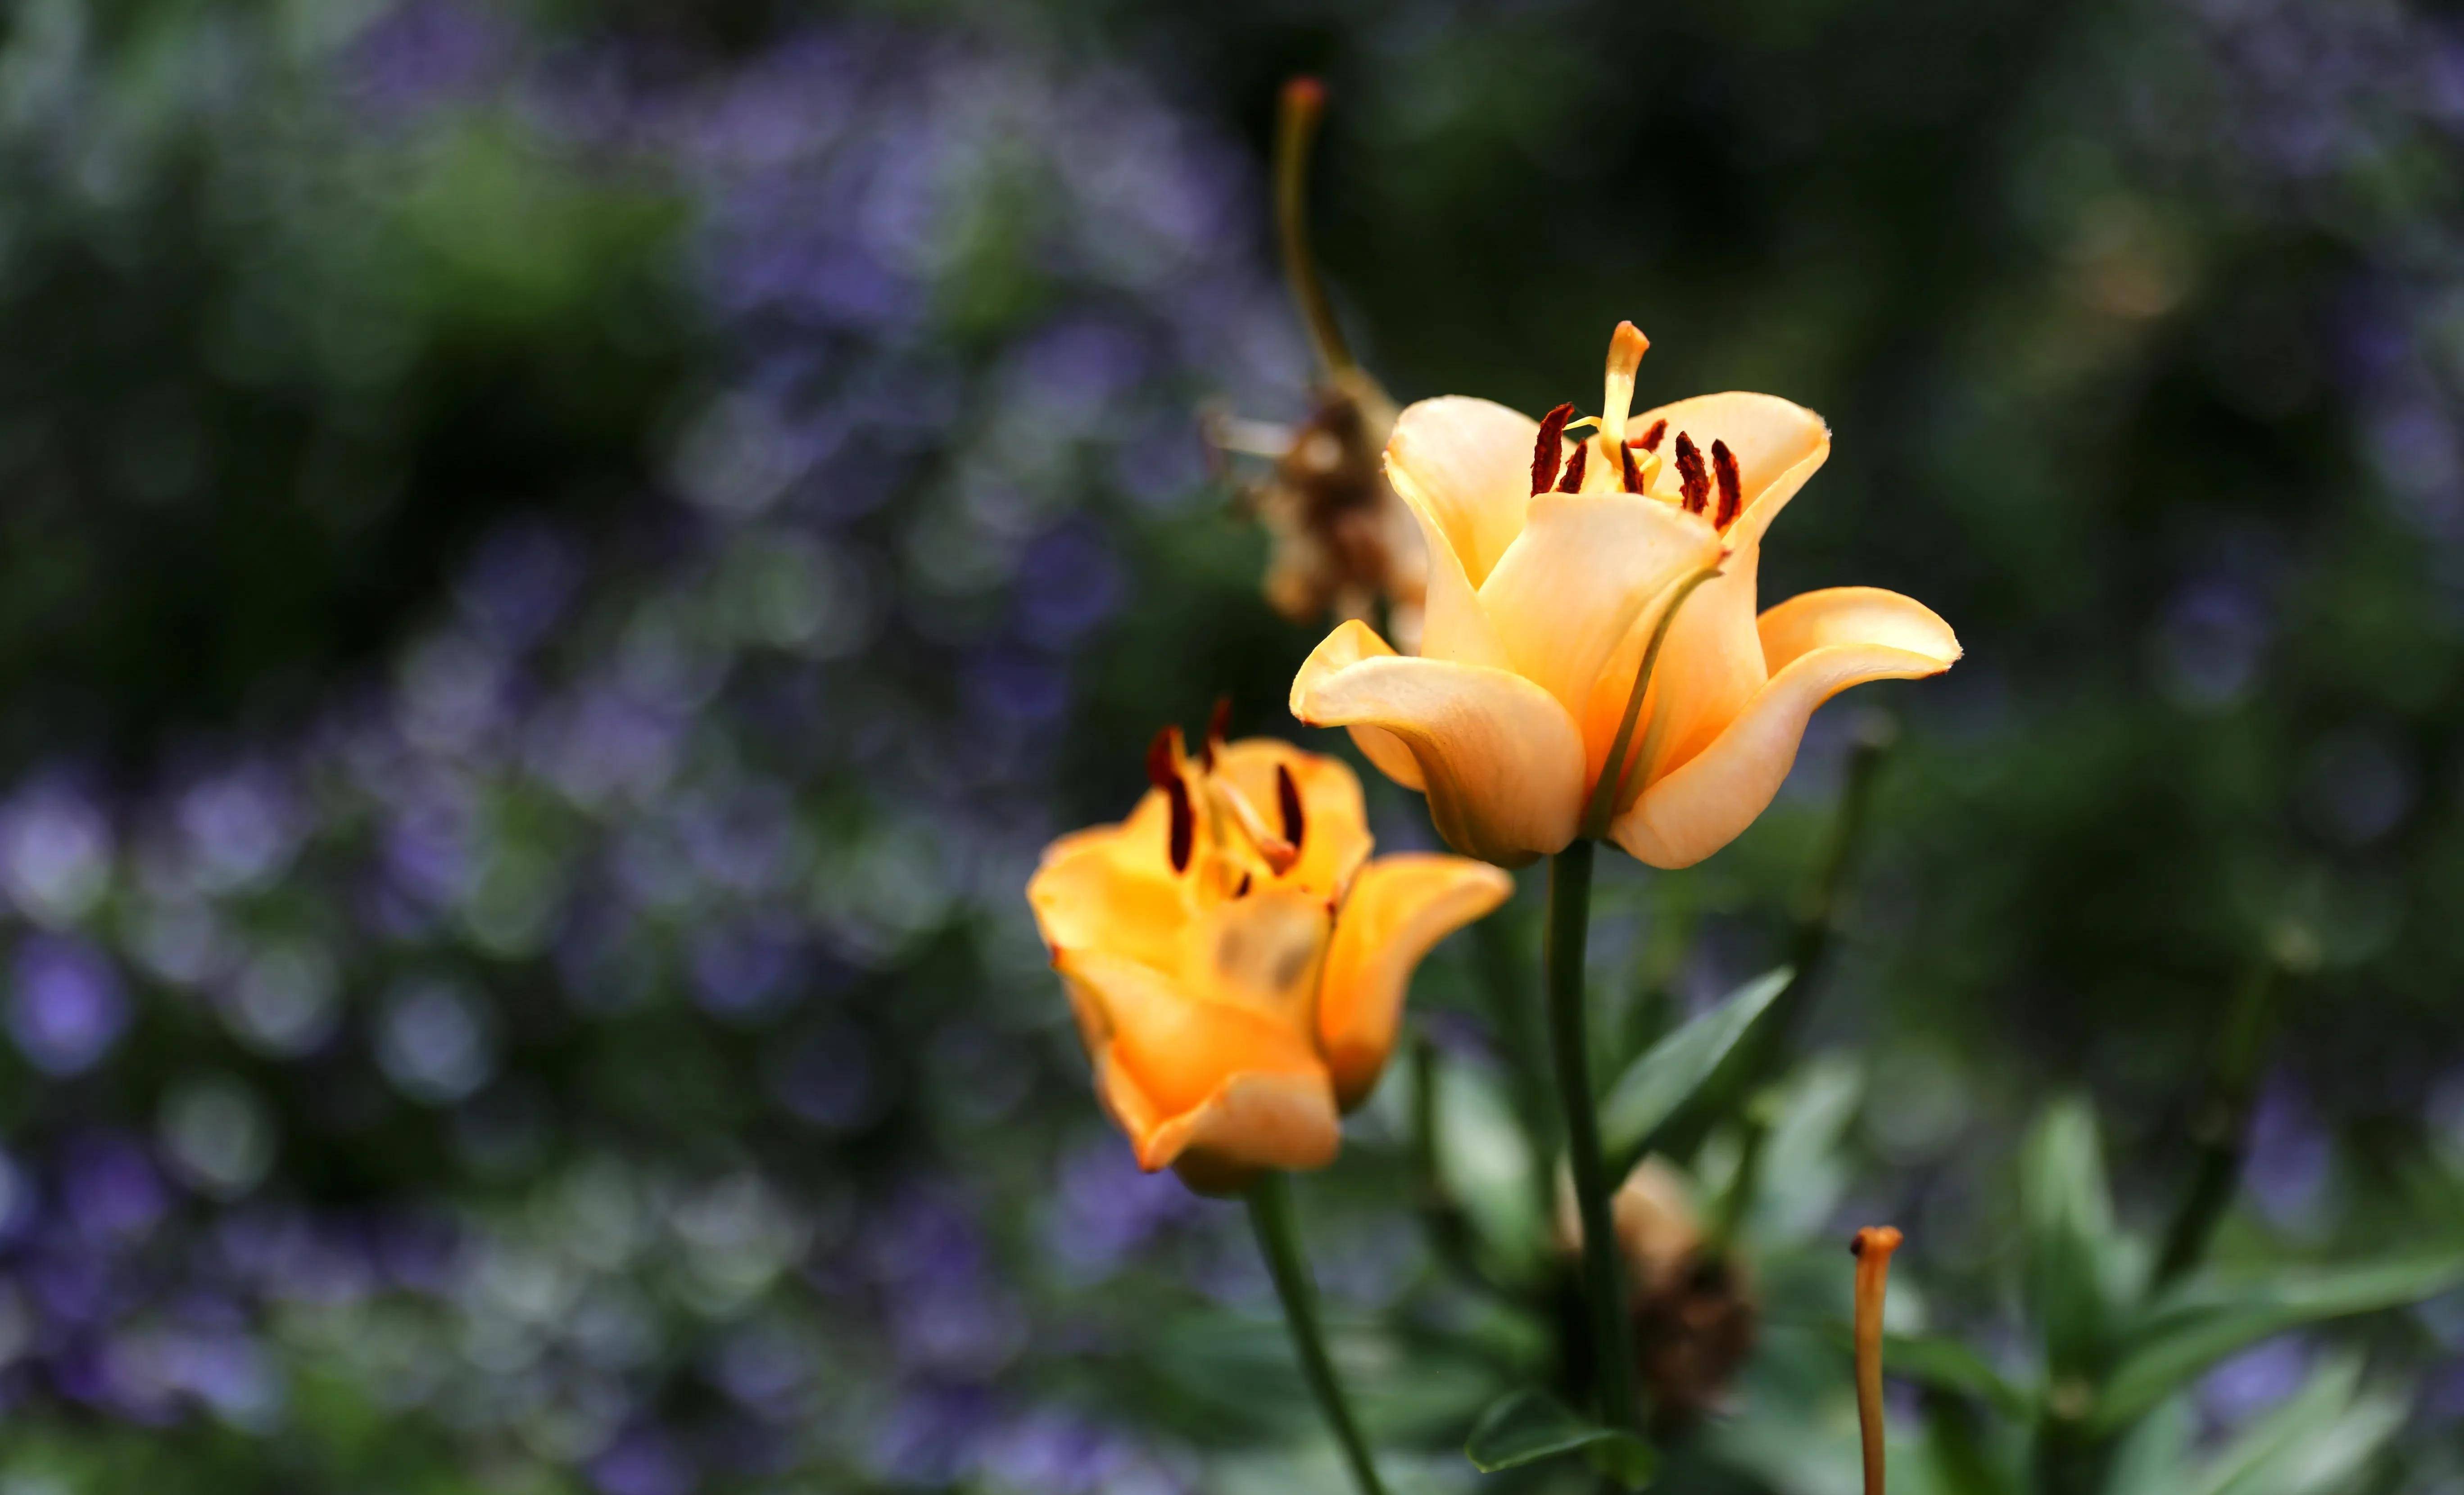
[1218,368,1428,652]
[1556,1156,1758,1432]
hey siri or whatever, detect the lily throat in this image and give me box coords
[1532,320,1746,530]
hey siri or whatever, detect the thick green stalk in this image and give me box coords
[1544,839,1638,1432]
[1246,1172,1390,1495]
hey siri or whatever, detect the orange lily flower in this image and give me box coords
[1027,720,1510,1193]
[1291,322,1959,868]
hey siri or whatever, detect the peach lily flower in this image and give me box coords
[1027,720,1511,1193]
[1291,322,1960,868]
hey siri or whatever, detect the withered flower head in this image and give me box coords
[1556,1155,1758,1427]
[1209,79,1428,650]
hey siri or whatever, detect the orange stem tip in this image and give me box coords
[1851,1226,1902,1495]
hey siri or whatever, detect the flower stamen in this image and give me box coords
[1531,403,1576,494]
[1635,417,1668,453]
[1711,439,1742,530]
[1203,695,1232,769]
[1620,440,1646,494]
[1147,727,1196,874]
[1206,775,1300,877]
[1276,763,1307,849]
[1599,320,1649,451]
[1555,440,1589,494]
[1674,432,1711,514]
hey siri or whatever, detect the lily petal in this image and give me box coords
[1027,820,1187,974]
[1318,855,1514,1110]
[1480,490,1721,727]
[1293,636,1590,867]
[1059,949,1341,1181]
[1757,585,1961,673]
[1583,547,1770,792]
[1607,589,1959,869]
[1214,738,1373,898]
[1385,395,1540,587]
[1638,392,1829,549]
[1177,888,1333,1033]
[1386,456,1515,670]
[1291,620,1427,791]
[1143,1070,1344,1194]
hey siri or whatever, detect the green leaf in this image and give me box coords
[2150,1253,2464,1323]
[2089,1255,2464,1434]
[1428,1051,1547,1278]
[2101,1395,2194,1495]
[1748,1055,1864,1244]
[2020,1098,2125,1378]
[1464,1388,1658,1489]
[2178,1355,2405,1495]
[1844,1329,2034,1420]
[1599,966,1792,1162]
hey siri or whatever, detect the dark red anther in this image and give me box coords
[1636,418,1667,453]
[1145,726,1180,790]
[1203,696,1232,767]
[1620,440,1645,494]
[1146,727,1196,874]
[1674,432,1710,514]
[1276,762,1306,849]
[1235,871,1253,898]
[1164,781,1195,874]
[1531,403,1575,494]
[1711,439,1742,529]
[1555,439,1588,494]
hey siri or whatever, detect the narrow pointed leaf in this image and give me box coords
[1465,1388,1658,1489]
[2178,1355,2403,1495]
[1823,1326,2034,1420]
[1599,965,1791,1162]
[2019,1098,2124,1378]
[2090,1255,2464,1434]
[2101,1396,2194,1495]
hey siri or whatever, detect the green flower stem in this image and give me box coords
[2153,953,2283,1287]
[1544,838,1639,1432]
[1273,79,1354,378]
[1246,1171,1390,1495]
